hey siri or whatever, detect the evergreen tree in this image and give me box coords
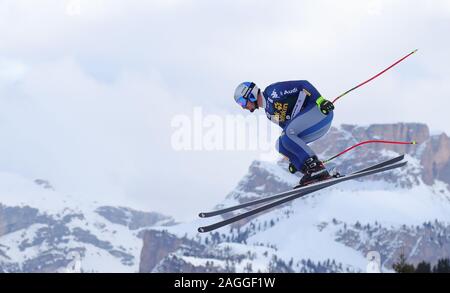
[244,263,253,273]
[415,261,431,273]
[433,258,450,273]
[392,253,415,273]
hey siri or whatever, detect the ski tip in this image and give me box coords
[398,154,406,160]
[198,227,206,233]
[198,213,206,218]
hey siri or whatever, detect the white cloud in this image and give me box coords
[0,58,27,83]
[0,0,449,220]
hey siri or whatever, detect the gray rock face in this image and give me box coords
[311,123,450,187]
[140,230,294,273]
[0,202,174,272]
[334,220,450,268]
[139,230,200,273]
[140,229,347,273]
[34,179,54,190]
[0,205,51,236]
[96,206,175,230]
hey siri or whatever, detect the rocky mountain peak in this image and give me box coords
[312,123,450,187]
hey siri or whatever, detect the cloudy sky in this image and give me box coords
[0,0,449,220]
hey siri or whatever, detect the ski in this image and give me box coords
[353,154,405,174]
[198,155,405,218]
[198,160,407,233]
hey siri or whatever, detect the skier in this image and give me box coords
[234,81,335,186]
[200,51,418,231]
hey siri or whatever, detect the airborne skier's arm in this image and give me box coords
[296,80,335,115]
[297,80,321,100]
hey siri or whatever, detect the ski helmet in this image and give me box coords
[234,82,260,109]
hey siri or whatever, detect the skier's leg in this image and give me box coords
[276,137,302,170]
[282,107,334,171]
[280,131,313,171]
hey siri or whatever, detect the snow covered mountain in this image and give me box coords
[0,175,175,273]
[140,123,450,273]
[2,122,450,273]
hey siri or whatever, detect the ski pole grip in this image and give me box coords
[316,96,326,107]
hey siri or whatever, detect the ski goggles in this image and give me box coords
[237,83,257,108]
[236,96,249,108]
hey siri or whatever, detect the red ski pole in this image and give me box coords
[323,140,417,164]
[332,49,418,105]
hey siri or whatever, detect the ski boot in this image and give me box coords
[297,156,333,187]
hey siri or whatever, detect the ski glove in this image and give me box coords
[316,97,335,115]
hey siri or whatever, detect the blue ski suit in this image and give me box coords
[262,80,334,171]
